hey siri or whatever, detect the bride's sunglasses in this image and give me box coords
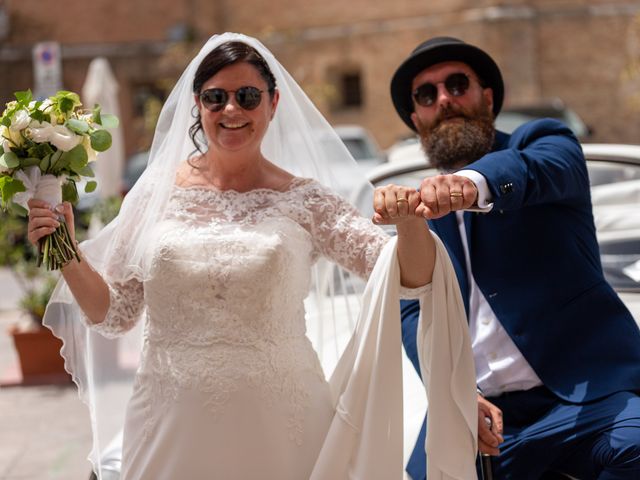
[199,86,264,112]
[412,73,471,107]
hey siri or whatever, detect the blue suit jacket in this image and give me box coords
[402,119,640,480]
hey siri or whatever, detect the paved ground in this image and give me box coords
[0,268,93,480]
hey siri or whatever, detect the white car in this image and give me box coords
[334,124,386,172]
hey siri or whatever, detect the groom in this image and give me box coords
[390,36,640,479]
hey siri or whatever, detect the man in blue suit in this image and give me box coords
[390,36,640,479]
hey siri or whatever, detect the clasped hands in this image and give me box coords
[373,174,478,225]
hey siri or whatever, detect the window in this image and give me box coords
[340,72,362,108]
[327,66,363,111]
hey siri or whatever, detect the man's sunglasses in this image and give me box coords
[412,72,472,107]
[199,86,264,112]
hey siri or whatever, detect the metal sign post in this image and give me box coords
[32,41,63,99]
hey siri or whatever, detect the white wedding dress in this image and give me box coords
[80,176,478,480]
[88,177,398,479]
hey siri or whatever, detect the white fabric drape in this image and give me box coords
[311,235,477,479]
[419,236,478,479]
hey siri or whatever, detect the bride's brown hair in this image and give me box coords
[188,41,277,155]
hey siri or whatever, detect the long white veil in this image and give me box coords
[43,32,374,477]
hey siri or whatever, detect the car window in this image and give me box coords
[495,104,589,139]
[587,160,640,187]
[342,138,376,161]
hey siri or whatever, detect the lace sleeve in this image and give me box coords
[79,279,145,339]
[304,182,389,279]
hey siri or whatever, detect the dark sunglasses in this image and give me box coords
[199,86,264,112]
[412,73,471,107]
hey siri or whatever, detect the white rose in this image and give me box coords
[2,123,24,148]
[10,109,31,131]
[41,99,57,123]
[49,125,82,151]
[1,126,11,152]
[28,98,52,111]
[27,120,54,143]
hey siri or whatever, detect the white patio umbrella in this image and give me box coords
[81,57,125,199]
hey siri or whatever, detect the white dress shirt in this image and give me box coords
[456,170,543,397]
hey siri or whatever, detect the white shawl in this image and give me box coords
[312,234,478,479]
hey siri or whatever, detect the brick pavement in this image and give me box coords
[0,270,94,480]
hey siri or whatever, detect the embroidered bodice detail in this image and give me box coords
[92,178,391,443]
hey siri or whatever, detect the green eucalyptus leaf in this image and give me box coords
[40,154,51,172]
[61,180,79,204]
[61,144,88,173]
[28,142,54,159]
[99,114,119,129]
[53,154,69,173]
[0,151,19,169]
[59,97,74,114]
[90,129,112,152]
[52,91,81,115]
[14,90,32,105]
[78,164,95,177]
[29,109,47,123]
[19,157,41,168]
[0,176,26,207]
[66,118,89,133]
[8,201,28,217]
[91,105,102,125]
[1,116,11,127]
[84,180,97,193]
[48,149,64,173]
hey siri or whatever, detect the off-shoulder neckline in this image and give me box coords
[172,176,314,195]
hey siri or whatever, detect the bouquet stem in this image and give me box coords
[36,217,81,271]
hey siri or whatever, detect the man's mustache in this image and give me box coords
[434,106,471,127]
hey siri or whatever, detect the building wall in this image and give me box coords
[256,1,640,147]
[0,0,638,155]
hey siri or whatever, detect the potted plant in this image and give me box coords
[0,211,71,384]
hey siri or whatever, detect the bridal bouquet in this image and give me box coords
[0,89,119,270]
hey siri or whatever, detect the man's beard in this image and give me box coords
[415,101,496,171]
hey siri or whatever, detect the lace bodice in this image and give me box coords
[88,178,390,443]
[95,178,387,337]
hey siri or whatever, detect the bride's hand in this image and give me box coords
[372,184,427,225]
[27,199,76,246]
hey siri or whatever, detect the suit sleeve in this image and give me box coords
[465,119,589,210]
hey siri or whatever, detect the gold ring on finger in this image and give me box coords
[396,198,408,204]
[449,191,463,198]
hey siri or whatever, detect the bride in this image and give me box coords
[28,33,477,479]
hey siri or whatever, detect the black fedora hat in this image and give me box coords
[390,36,504,131]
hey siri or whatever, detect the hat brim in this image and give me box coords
[390,43,504,131]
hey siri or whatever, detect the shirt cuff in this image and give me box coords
[456,169,494,212]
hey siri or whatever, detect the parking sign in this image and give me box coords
[32,41,63,99]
